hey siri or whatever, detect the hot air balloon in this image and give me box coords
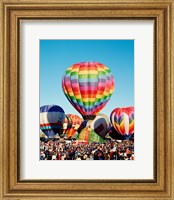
[88,113,110,138]
[110,107,134,140]
[40,105,65,138]
[66,114,82,138]
[62,62,115,120]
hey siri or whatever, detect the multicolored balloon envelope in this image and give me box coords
[66,114,82,138]
[88,113,110,138]
[40,105,65,138]
[110,107,134,140]
[62,62,115,119]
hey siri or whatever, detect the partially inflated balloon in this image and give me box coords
[40,105,65,138]
[66,114,82,138]
[110,107,134,139]
[78,125,106,143]
[62,62,115,119]
[88,113,110,138]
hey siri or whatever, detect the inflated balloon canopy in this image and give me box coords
[110,107,134,138]
[62,61,115,119]
[40,105,65,138]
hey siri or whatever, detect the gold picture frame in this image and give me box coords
[0,0,173,199]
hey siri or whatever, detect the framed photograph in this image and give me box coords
[0,0,173,200]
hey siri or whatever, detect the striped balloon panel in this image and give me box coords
[40,105,65,138]
[64,115,72,126]
[62,62,115,116]
[40,123,62,138]
[110,107,134,136]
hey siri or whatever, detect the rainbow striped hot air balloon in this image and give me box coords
[40,105,65,138]
[110,107,134,140]
[62,62,115,120]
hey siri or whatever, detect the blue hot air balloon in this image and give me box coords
[40,105,65,138]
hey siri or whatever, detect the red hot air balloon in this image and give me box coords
[110,107,134,140]
[62,62,115,120]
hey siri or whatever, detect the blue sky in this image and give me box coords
[40,40,134,118]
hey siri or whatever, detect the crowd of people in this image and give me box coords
[40,139,134,160]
